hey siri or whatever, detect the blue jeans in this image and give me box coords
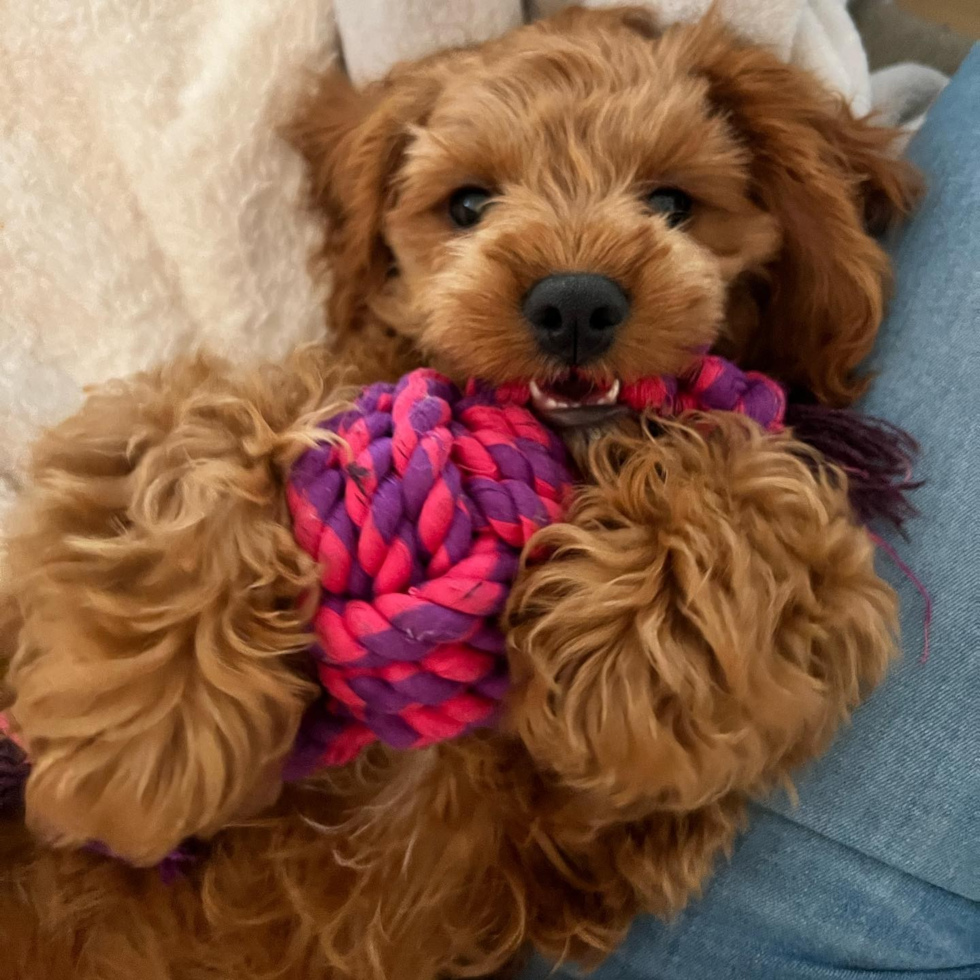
[523,45,980,980]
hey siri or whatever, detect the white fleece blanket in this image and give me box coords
[0,0,943,527]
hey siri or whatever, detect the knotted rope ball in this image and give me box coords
[285,360,787,772]
[286,368,574,770]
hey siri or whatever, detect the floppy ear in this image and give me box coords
[678,24,922,405]
[288,67,445,338]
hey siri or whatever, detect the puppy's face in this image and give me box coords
[385,41,778,421]
[297,6,919,410]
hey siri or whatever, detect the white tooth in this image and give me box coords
[529,381,583,412]
[594,379,621,406]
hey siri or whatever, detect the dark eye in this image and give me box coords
[448,187,494,229]
[644,187,693,228]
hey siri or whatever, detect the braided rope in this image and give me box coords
[621,356,786,430]
[495,356,786,433]
[286,369,573,770]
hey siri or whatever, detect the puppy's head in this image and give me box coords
[294,6,918,414]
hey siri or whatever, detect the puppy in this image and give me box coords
[0,7,919,980]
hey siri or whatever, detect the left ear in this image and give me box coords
[287,65,447,340]
[676,22,922,405]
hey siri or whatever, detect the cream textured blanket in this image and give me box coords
[0,0,942,526]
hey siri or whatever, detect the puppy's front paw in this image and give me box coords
[4,354,328,864]
[506,416,896,813]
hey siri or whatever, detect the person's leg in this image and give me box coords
[761,41,980,901]
[522,809,980,980]
[522,43,980,980]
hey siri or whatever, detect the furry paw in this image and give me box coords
[3,351,337,863]
[506,415,897,813]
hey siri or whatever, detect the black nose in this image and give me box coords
[522,273,630,366]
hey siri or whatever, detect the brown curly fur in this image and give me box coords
[293,5,918,404]
[2,351,344,865]
[0,7,919,979]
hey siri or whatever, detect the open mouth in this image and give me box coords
[528,373,625,427]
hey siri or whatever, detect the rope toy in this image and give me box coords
[285,358,787,774]
[284,368,573,772]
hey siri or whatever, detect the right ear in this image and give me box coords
[288,68,444,335]
[667,19,920,405]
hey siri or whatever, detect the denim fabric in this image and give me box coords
[763,42,980,905]
[522,44,980,979]
[521,809,980,980]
